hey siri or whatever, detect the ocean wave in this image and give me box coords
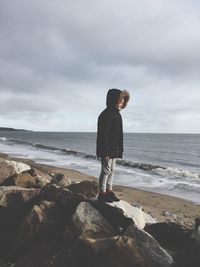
[116,159,166,171]
[0,137,10,141]
[1,137,199,181]
[154,167,200,181]
[168,183,200,193]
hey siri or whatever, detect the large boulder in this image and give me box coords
[0,186,40,208]
[90,200,133,231]
[192,217,200,244]
[39,183,86,204]
[90,199,156,231]
[0,159,30,185]
[67,202,115,240]
[5,159,31,174]
[14,172,36,188]
[67,180,98,198]
[124,223,174,266]
[39,183,86,219]
[145,221,200,267]
[0,205,28,257]
[18,200,58,246]
[27,168,52,188]
[84,234,172,267]
[0,159,16,184]
[80,222,173,267]
[108,200,157,229]
[144,221,192,248]
[51,173,71,187]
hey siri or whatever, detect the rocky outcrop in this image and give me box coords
[124,223,174,267]
[68,202,115,240]
[90,199,156,231]
[27,168,52,188]
[67,180,98,198]
[0,159,30,185]
[108,200,157,229]
[0,158,199,267]
[0,160,16,184]
[0,186,40,208]
[193,217,200,244]
[14,172,36,188]
[51,173,71,187]
[18,200,58,246]
[69,203,173,267]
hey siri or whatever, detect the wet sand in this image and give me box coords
[0,152,199,226]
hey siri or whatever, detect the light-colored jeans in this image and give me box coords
[99,157,116,192]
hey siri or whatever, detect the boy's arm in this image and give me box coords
[98,112,112,157]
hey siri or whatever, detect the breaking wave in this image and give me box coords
[0,136,199,181]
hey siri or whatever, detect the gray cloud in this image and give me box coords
[0,0,200,132]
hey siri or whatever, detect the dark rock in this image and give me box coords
[90,200,133,231]
[76,223,173,267]
[144,221,200,267]
[66,202,115,241]
[195,217,200,231]
[14,240,72,267]
[18,200,59,246]
[124,223,174,266]
[67,180,98,198]
[0,186,41,208]
[26,168,52,188]
[51,173,71,187]
[14,173,36,188]
[0,159,31,185]
[38,183,87,219]
[0,159,16,185]
[144,221,192,249]
[0,206,28,258]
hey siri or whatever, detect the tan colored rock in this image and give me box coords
[0,159,16,184]
[0,159,31,185]
[34,169,52,187]
[0,186,40,208]
[5,159,31,174]
[51,173,71,187]
[70,202,115,240]
[108,200,156,229]
[14,173,36,188]
[18,200,57,244]
[67,180,98,198]
[83,223,174,267]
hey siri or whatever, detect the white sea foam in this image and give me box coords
[0,137,8,141]
[0,137,200,204]
[154,167,200,181]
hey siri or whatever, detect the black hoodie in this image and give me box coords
[96,89,130,158]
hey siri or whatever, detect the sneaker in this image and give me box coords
[106,191,120,202]
[97,193,114,203]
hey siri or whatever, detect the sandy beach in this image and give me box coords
[1,152,199,226]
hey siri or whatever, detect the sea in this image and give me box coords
[0,131,200,204]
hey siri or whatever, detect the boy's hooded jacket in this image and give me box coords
[96,89,130,158]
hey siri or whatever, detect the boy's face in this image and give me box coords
[116,98,124,110]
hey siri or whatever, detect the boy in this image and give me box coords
[96,89,130,202]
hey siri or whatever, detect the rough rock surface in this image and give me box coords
[0,160,199,267]
[0,186,40,208]
[69,202,115,240]
[67,180,98,198]
[51,173,71,187]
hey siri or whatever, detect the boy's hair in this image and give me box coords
[106,88,130,109]
[119,90,130,109]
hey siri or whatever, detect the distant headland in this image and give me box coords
[0,127,31,131]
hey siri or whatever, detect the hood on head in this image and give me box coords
[106,88,130,109]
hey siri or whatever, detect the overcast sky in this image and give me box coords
[0,0,200,133]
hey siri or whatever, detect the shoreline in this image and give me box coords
[0,152,200,226]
